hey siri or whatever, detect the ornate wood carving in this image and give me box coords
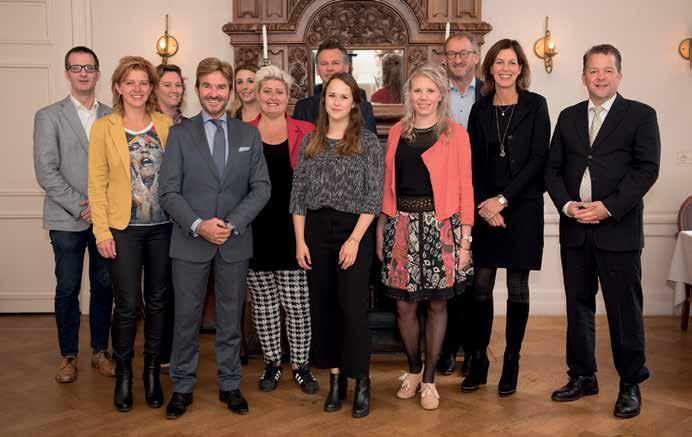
[305,1,408,46]
[288,46,309,100]
[407,46,429,72]
[235,47,261,68]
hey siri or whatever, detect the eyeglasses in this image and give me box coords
[67,64,98,73]
[445,50,476,60]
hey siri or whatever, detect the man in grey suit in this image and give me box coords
[159,57,270,419]
[33,46,114,383]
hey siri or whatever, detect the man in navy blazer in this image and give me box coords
[159,58,270,419]
[437,32,484,376]
[546,44,660,419]
[292,38,377,133]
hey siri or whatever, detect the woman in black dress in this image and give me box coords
[462,39,550,396]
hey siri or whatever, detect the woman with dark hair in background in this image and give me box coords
[290,72,384,418]
[462,39,550,396]
[89,56,173,411]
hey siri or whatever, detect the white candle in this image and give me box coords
[445,22,450,41]
[262,25,268,60]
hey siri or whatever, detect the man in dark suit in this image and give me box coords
[159,58,270,418]
[33,46,114,383]
[437,32,483,376]
[292,38,377,133]
[546,44,660,418]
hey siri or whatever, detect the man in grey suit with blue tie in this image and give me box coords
[33,46,115,384]
[159,57,270,419]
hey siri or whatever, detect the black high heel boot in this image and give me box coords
[498,352,520,396]
[114,355,133,412]
[461,350,489,392]
[352,377,370,418]
[144,353,163,408]
[324,373,346,412]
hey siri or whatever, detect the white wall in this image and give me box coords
[0,0,690,314]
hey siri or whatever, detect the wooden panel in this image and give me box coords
[234,0,260,22]
[265,0,286,22]
[454,0,481,21]
[428,45,446,65]
[427,0,450,23]
[268,46,287,71]
[0,1,49,42]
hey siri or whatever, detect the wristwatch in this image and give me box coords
[461,235,473,243]
[497,195,508,206]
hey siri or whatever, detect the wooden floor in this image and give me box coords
[1,315,690,437]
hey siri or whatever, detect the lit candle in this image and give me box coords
[445,22,450,41]
[262,25,268,60]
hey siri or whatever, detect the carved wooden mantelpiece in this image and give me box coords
[223,0,492,126]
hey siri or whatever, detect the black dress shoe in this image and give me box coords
[614,382,641,418]
[551,375,599,402]
[324,373,347,412]
[352,377,370,419]
[436,353,457,375]
[220,389,249,415]
[166,392,193,419]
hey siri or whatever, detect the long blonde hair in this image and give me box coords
[229,64,258,117]
[400,63,451,142]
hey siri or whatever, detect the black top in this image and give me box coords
[395,126,436,197]
[489,105,512,192]
[251,139,298,271]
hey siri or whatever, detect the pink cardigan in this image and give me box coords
[382,119,474,225]
[249,113,315,169]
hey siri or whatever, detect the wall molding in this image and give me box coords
[0,0,52,45]
[0,63,54,106]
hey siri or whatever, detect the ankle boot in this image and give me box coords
[352,377,370,418]
[324,373,345,412]
[114,355,133,412]
[143,353,163,408]
[498,352,520,396]
[461,350,489,392]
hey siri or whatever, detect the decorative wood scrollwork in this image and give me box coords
[288,46,309,100]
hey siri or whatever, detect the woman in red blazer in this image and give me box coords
[246,65,319,395]
[376,63,474,410]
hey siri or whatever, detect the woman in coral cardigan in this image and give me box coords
[376,63,474,410]
[88,56,173,412]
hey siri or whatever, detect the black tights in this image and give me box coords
[396,299,447,383]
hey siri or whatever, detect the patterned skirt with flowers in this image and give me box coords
[381,208,473,302]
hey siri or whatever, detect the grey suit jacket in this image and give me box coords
[33,95,112,231]
[159,113,271,263]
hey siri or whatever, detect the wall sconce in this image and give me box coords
[156,14,179,64]
[534,16,557,73]
[679,38,691,70]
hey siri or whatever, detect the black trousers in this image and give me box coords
[305,208,373,378]
[561,229,649,383]
[109,224,172,360]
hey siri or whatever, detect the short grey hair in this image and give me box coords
[444,32,479,53]
[255,65,292,93]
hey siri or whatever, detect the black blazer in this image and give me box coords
[468,90,551,204]
[292,84,378,134]
[545,94,660,251]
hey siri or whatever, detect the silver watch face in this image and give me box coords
[498,196,507,205]
[463,235,473,242]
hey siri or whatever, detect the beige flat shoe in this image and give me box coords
[397,369,423,399]
[420,382,440,410]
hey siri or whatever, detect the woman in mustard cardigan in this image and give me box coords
[88,56,173,412]
[376,63,474,410]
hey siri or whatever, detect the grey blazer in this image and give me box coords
[33,95,112,231]
[159,113,271,263]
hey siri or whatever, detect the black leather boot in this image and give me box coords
[114,355,133,412]
[352,377,370,418]
[461,350,489,392]
[143,353,163,408]
[498,352,520,396]
[324,373,347,412]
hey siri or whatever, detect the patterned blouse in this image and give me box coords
[125,123,168,225]
[290,128,384,216]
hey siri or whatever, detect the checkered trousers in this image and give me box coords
[246,269,311,366]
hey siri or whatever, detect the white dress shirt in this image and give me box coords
[69,94,99,138]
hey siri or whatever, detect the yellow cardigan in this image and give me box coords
[88,111,173,244]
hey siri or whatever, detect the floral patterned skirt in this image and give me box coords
[381,209,473,302]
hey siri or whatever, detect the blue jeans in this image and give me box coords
[50,229,113,357]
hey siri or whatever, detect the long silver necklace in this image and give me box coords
[495,104,515,158]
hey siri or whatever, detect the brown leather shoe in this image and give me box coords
[91,351,116,377]
[56,357,77,383]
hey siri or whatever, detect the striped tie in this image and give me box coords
[579,106,604,203]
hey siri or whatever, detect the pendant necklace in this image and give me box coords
[495,104,515,158]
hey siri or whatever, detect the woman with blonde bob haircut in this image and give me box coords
[377,63,474,410]
[246,64,319,394]
[89,55,173,412]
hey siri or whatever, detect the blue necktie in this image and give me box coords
[210,119,226,177]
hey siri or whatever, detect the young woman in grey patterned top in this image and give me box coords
[290,72,384,419]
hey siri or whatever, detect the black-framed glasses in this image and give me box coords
[445,50,476,60]
[67,64,98,73]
